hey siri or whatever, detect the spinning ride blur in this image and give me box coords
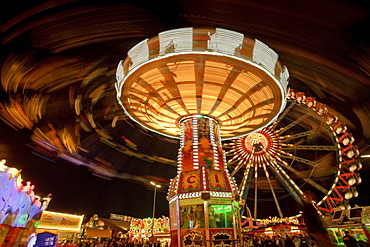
[115,27,289,246]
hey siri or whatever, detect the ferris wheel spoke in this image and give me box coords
[230,160,248,176]
[268,162,305,206]
[239,163,254,216]
[225,145,244,155]
[262,163,284,218]
[276,159,329,195]
[261,152,305,204]
[226,153,241,164]
[283,130,314,140]
[276,112,312,134]
[279,154,317,167]
[253,162,259,219]
[283,144,339,151]
[239,148,258,217]
[270,101,296,127]
[229,146,253,175]
[239,163,253,195]
[227,151,250,166]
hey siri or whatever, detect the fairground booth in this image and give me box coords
[241,215,306,237]
[129,215,170,244]
[325,206,370,246]
[80,213,169,245]
[35,211,84,245]
[0,159,51,247]
[81,214,130,241]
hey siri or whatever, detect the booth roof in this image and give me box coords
[85,229,112,238]
[98,218,130,232]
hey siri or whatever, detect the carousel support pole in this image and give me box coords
[150,182,161,238]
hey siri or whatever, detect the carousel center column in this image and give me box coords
[167,115,240,247]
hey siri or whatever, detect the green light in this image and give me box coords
[17,214,28,225]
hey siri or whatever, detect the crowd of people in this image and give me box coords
[58,231,370,247]
[243,234,311,247]
[57,239,164,247]
[72,239,167,247]
[243,232,370,247]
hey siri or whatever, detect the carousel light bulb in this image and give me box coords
[344,192,353,199]
[348,178,356,186]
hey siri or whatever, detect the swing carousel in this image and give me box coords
[115,27,289,246]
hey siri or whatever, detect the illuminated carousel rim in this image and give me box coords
[117,51,287,140]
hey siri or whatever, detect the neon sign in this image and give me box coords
[260,216,299,225]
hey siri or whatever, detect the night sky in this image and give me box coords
[0,120,170,222]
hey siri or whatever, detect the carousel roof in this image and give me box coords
[116,27,288,139]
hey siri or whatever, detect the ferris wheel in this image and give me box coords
[224,89,362,219]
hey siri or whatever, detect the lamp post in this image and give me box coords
[150,181,161,237]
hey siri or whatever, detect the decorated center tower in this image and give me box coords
[115,27,289,246]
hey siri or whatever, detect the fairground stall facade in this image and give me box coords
[36,211,84,245]
[0,159,51,247]
[325,206,370,246]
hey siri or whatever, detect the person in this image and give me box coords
[264,236,276,246]
[285,235,295,247]
[357,240,367,247]
[253,236,263,246]
[342,231,357,247]
[300,196,333,246]
[297,235,310,247]
[275,235,285,247]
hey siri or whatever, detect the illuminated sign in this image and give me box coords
[208,170,227,191]
[110,213,132,222]
[38,211,84,231]
[182,170,200,192]
[362,207,370,224]
[208,197,232,205]
[260,216,299,225]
